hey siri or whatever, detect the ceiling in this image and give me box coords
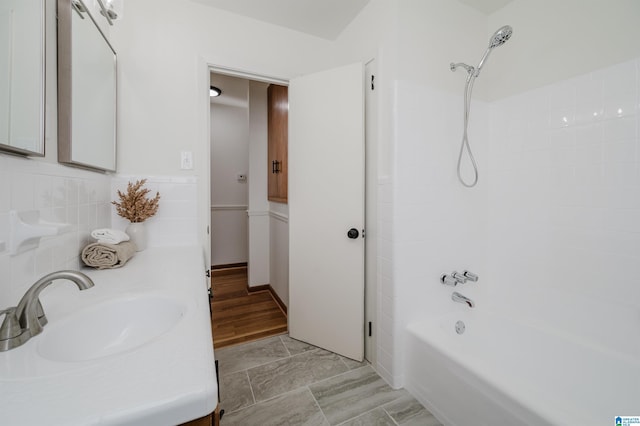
[457,0,513,14]
[191,0,371,40]
[193,0,513,41]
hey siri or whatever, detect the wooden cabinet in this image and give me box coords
[267,84,288,203]
[180,412,213,426]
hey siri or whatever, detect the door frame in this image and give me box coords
[203,62,377,364]
[364,59,378,365]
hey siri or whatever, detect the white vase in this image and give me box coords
[126,222,147,251]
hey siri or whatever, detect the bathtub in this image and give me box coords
[405,311,640,426]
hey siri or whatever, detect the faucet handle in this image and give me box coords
[463,270,478,282]
[0,308,23,340]
[36,299,48,327]
[440,274,458,286]
[452,271,467,284]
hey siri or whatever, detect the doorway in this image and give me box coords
[207,64,377,364]
[209,70,290,348]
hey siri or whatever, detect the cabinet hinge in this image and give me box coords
[368,321,373,337]
[371,75,375,90]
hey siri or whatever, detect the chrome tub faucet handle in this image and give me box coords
[463,270,478,282]
[452,271,467,284]
[441,274,458,286]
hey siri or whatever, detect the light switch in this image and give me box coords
[181,151,193,170]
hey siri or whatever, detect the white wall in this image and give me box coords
[248,81,270,287]
[210,91,249,266]
[110,0,339,268]
[269,202,289,308]
[486,0,640,101]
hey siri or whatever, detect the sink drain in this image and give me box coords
[455,320,465,335]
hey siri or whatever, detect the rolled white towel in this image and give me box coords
[91,228,130,244]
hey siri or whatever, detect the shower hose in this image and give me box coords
[457,71,479,188]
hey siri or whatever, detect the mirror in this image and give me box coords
[58,0,116,171]
[0,0,45,156]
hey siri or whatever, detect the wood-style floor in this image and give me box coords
[210,266,287,349]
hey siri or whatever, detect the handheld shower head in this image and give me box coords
[449,25,513,188]
[489,25,513,48]
[475,25,513,75]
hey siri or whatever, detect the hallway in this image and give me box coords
[210,266,288,349]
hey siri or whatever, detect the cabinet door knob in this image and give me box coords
[347,228,359,239]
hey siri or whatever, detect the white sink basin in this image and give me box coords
[37,296,185,362]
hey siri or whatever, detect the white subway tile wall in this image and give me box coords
[111,176,198,248]
[0,157,111,304]
[388,80,490,387]
[387,58,639,387]
[488,58,640,358]
[376,176,395,386]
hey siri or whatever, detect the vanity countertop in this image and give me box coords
[0,246,217,425]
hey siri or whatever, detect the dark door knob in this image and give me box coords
[347,228,359,239]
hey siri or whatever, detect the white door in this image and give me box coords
[289,62,365,361]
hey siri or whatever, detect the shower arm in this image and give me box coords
[450,62,475,75]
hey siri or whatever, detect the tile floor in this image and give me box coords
[215,334,442,426]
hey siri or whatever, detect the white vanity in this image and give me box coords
[0,246,217,425]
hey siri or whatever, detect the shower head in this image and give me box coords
[489,25,513,48]
[475,25,513,76]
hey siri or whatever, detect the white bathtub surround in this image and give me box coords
[0,246,217,425]
[402,58,640,424]
[0,155,111,304]
[375,175,395,386]
[387,80,489,387]
[111,176,199,248]
[405,312,640,425]
[487,58,640,360]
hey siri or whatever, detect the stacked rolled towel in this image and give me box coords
[90,228,130,244]
[82,241,137,269]
[82,228,136,269]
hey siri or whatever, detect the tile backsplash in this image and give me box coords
[0,158,199,306]
[0,156,111,303]
[111,175,198,248]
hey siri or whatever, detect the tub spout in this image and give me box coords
[452,291,474,308]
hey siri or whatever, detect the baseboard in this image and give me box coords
[247,283,288,315]
[211,263,247,277]
[212,262,247,270]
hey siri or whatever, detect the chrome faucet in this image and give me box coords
[452,291,475,308]
[440,270,479,286]
[1,270,95,352]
